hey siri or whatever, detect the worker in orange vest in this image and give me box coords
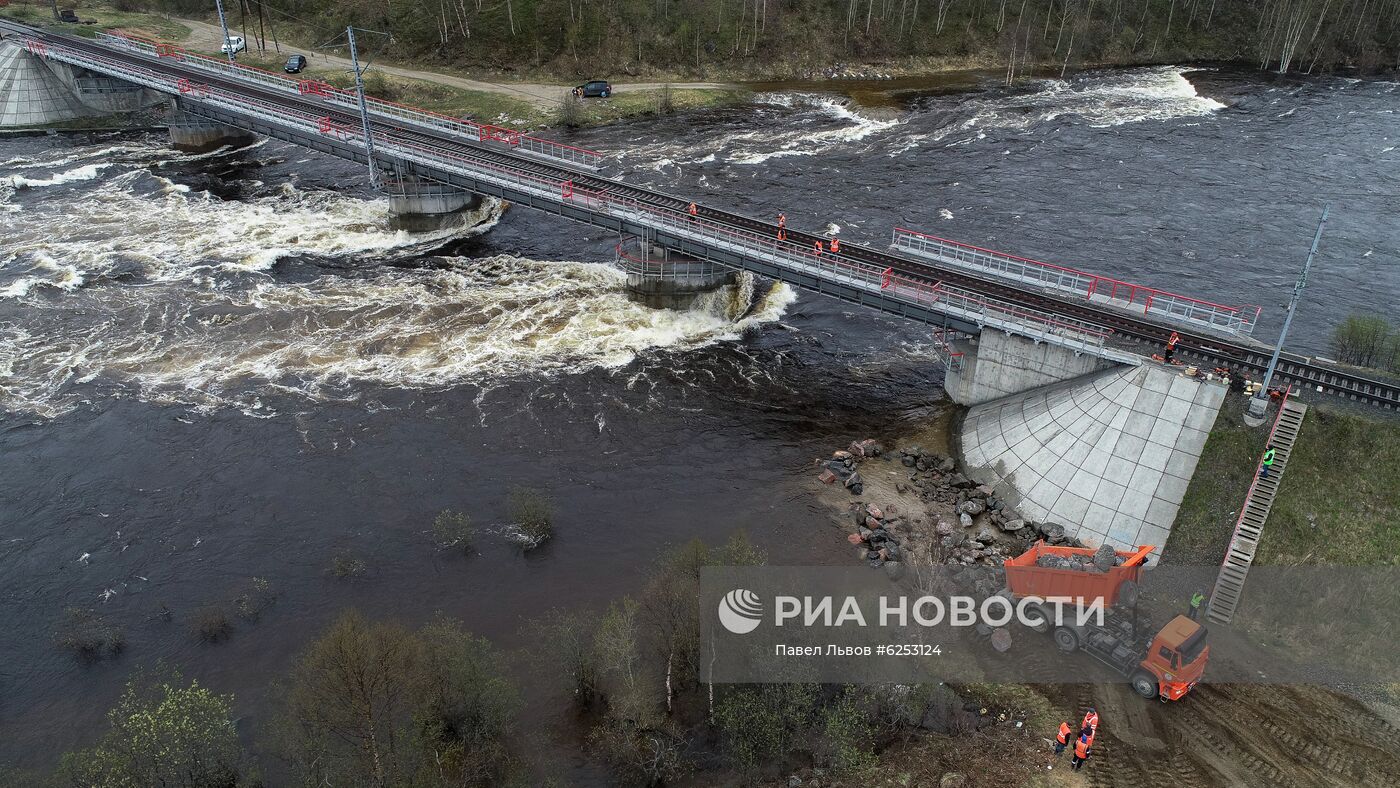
[830,237,841,254]
[1070,732,1093,771]
[1049,721,1073,766]
[813,240,823,256]
[1164,331,1180,364]
[777,213,786,229]
[1081,707,1099,736]
[778,229,787,242]
[688,202,698,217]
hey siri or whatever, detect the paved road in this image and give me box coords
[174,17,736,109]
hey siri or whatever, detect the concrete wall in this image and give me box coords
[0,40,97,126]
[625,245,736,309]
[167,104,256,152]
[45,60,165,114]
[960,362,1226,549]
[944,330,1124,406]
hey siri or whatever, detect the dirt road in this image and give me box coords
[1044,681,1400,787]
[172,18,736,108]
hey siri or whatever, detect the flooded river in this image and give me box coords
[1,64,1396,776]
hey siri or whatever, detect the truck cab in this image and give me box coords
[1138,615,1210,700]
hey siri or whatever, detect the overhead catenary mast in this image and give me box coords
[213,0,235,63]
[1246,205,1330,424]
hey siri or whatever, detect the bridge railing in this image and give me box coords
[91,31,602,169]
[26,36,1116,354]
[892,227,1261,336]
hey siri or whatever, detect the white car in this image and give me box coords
[220,35,246,55]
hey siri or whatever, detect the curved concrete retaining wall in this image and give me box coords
[960,362,1226,548]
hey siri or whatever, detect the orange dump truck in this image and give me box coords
[1004,541,1210,701]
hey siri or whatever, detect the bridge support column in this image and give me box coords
[944,330,1123,406]
[166,101,255,152]
[384,176,481,230]
[620,242,736,310]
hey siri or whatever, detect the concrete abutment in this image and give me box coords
[949,331,1226,549]
[166,102,256,152]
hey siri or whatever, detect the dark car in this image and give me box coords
[284,54,308,74]
[58,9,79,23]
[573,80,611,98]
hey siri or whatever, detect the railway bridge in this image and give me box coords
[5,19,1397,547]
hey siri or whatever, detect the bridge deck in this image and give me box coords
[4,20,1397,409]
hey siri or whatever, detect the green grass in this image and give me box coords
[1164,392,1268,566]
[1167,394,1400,567]
[1258,407,1400,565]
[0,1,190,40]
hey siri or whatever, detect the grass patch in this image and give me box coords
[565,88,750,127]
[1164,393,1267,566]
[1167,394,1400,567]
[1258,407,1400,565]
[956,682,1057,732]
[0,0,190,40]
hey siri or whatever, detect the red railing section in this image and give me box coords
[892,227,1262,335]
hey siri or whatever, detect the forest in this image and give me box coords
[135,0,1400,78]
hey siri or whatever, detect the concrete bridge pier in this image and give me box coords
[384,176,481,230]
[166,101,255,152]
[621,241,736,309]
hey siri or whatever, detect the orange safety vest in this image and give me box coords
[1056,722,1072,745]
[688,202,698,216]
[1167,331,1180,349]
[778,213,786,228]
[830,237,841,253]
[1074,736,1091,759]
[1082,711,1098,732]
[777,229,787,242]
[813,240,823,256]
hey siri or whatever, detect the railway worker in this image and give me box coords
[1164,330,1181,363]
[1260,444,1277,479]
[830,236,841,254]
[777,212,786,229]
[814,240,823,256]
[1081,707,1099,736]
[687,202,698,218]
[1050,721,1073,763]
[1189,590,1207,620]
[1071,732,1093,771]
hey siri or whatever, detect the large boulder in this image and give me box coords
[959,512,973,528]
[999,518,1027,533]
[958,499,986,516]
[1093,544,1117,571]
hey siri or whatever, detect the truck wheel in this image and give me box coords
[1027,603,1050,633]
[1131,671,1159,699]
[1117,580,1139,608]
[1053,627,1078,652]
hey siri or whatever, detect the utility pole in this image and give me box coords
[214,0,235,63]
[346,26,380,190]
[1246,205,1329,425]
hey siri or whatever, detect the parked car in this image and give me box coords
[58,9,79,23]
[573,80,611,98]
[220,35,246,55]
[283,54,308,74]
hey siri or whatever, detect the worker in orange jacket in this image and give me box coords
[1051,721,1072,762]
[1070,732,1093,771]
[688,202,698,217]
[1081,707,1099,737]
[1164,331,1181,364]
[830,236,841,254]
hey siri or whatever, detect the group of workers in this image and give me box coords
[1051,707,1099,771]
[683,205,842,254]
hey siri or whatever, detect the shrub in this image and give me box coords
[330,552,367,578]
[507,486,554,548]
[59,674,248,787]
[235,577,276,621]
[55,607,125,661]
[194,607,232,643]
[657,82,675,114]
[1331,312,1394,368]
[433,510,475,553]
[556,95,584,128]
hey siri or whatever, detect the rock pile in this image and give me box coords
[1033,543,1125,572]
[815,439,883,496]
[848,502,908,577]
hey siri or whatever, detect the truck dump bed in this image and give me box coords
[1004,542,1155,607]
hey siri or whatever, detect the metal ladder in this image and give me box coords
[1206,395,1308,625]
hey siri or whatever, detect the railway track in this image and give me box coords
[16,23,1399,411]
